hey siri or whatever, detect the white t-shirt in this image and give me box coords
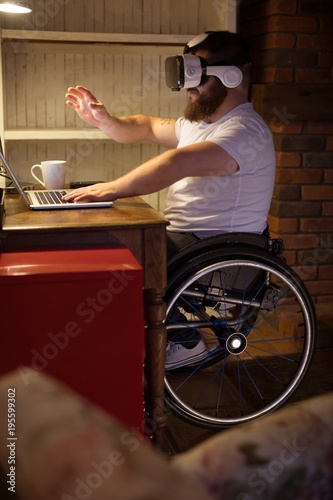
[164,102,276,236]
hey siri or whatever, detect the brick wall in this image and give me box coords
[239,0,333,309]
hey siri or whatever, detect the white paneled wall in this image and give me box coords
[0,0,235,209]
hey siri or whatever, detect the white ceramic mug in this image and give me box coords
[31,160,66,190]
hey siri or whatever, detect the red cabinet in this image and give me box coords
[0,248,145,431]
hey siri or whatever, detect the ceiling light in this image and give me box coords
[0,2,32,13]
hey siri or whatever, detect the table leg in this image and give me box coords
[144,287,167,445]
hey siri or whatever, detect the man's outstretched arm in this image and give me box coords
[63,140,239,203]
[66,85,178,148]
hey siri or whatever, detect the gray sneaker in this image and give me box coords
[165,339,208,370]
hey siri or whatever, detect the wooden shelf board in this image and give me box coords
[4,129,107,140]
[1,29,194,45]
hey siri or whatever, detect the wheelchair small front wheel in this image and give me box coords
[164,247,317,428]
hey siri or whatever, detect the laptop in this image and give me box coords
[0,150,113,210]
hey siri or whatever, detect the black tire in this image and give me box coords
[164,247,317,428]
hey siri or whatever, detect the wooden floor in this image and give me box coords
[161,346,333,455]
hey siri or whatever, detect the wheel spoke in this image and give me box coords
[244,350,285,385]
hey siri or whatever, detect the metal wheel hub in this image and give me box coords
[226,333,247,355]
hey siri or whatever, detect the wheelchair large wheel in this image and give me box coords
[164,247,317,428]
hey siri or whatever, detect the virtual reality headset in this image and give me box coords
[165,54,245,91]
[165,31,251,91]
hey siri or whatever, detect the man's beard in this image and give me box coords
[183,78,228,122]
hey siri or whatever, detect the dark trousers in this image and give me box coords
[166,227,269,346]
[167,231,200,261]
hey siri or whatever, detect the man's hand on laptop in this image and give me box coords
[62,183,116,203]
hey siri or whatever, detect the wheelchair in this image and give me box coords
[164,232,317,428]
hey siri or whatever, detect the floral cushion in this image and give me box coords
[1,369,332,500]
[172,392,333,500]
[0,370,210,500]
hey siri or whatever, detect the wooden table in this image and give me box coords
[0,194,169,441]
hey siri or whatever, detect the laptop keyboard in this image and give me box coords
[35,190,70,205]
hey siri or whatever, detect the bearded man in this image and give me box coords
[64,31,276,368]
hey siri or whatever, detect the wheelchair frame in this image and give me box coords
[164,233,317,428]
